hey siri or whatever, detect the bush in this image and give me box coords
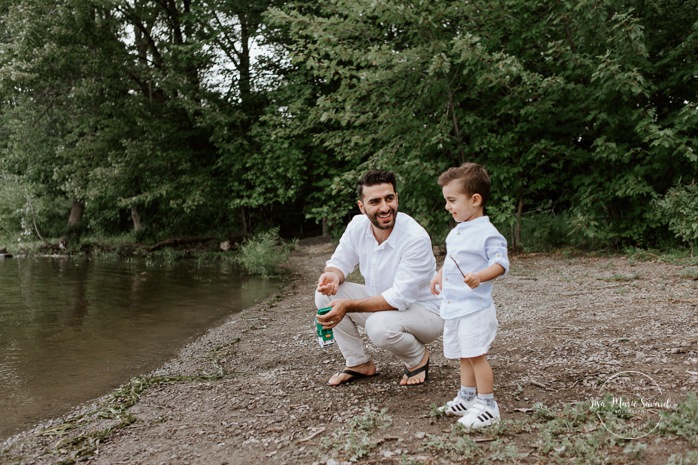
[491,210,576,253]
[236,228,293,278]
[654,182,698,256]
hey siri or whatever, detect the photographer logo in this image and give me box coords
[590,370,674,440]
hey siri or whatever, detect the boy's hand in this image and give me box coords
[463,272,481,289]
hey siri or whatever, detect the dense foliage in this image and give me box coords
[0,0,696,252]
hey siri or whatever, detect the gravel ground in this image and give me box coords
[1,238,697,465]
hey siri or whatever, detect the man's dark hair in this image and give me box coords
[357,170,397,199]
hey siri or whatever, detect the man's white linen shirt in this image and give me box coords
[440,216,509,319]
[325,213,441,314]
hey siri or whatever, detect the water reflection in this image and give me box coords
[0,257,279,440]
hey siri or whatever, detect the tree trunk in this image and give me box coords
[514,193,524,251]
[131,206,144,232]
[239,16,252,109]
[240,206,248,237]
[68,199,84,226]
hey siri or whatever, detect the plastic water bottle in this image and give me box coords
[315,306,335,348]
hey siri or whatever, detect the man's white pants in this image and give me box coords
[315,282,444,368]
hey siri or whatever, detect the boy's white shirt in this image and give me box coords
[440,216,509,319]
[325,212,441,314]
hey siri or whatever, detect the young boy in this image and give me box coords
[430,162,509,429]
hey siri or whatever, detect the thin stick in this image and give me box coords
[450,256,466,277]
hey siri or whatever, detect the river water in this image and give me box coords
[0,256,280,440]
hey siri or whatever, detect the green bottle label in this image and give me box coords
[315,306,335,348]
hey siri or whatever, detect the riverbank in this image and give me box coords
[1,239,697,464]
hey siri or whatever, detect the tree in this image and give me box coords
[193,0,319,236]
[0,0,108,238]
[269,0,697,248]
[1,0,695,250]
[2,0,226,238]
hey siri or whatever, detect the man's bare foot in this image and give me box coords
[400,349,429,386]
[328,361,377,386]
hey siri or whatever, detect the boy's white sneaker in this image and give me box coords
[438,395,476,416]
[457,399,500,429]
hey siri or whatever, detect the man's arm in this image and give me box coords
[335,295,395,313]
[430,266,444,295]
[316,294,396,328]
[317,217,361,296]
[381,235,436,311]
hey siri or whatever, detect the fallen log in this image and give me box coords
[147,236,216,252]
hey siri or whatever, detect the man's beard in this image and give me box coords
[367,208,396,230]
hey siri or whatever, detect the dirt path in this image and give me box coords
[2,240,697,464]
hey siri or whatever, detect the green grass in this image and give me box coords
[29,373,223,464]
[321,406,393,461]
[667,450,698,465]
[322,394,698,465]
[679,267,698,280]
[4,372,696,465]
[235,228,295,278]
[657,392,698,445]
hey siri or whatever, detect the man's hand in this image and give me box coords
[317,271,340,295]
[430,268,443,295]
[316,299,351,328]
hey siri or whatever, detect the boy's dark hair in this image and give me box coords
[438,162,491,207]
[357,169,397,199]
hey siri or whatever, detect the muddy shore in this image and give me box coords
[1,239,697,464]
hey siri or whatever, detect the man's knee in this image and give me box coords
[315,291,330,309]
[365,313,402,348]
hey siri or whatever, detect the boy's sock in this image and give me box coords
[477,392,496,408]
[459,386,477,401]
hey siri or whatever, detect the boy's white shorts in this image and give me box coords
[443,303,498,359]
